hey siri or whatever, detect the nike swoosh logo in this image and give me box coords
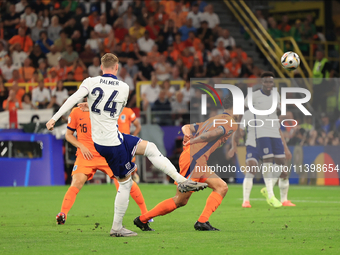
[80,118,84,120]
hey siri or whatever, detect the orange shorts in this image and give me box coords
[178,149,211,183]
[72,156,114,181]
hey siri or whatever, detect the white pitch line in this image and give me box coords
[238,198,340,204]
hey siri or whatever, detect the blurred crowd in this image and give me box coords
[0,0,263,116]
[255,9,339,77]
[0,0,339,147]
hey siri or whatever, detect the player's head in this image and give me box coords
[101,53,119,75]
[261,71,275,93]
[222,94,233,111]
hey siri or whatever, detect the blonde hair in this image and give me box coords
[101,53,119,69]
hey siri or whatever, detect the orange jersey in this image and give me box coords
[118,107,136,134]
[185,113,237,162]
[67,107,102,159]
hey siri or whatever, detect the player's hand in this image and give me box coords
[182,134,190,145]
[79,145,93,160]
[183,138,191,146]
[285,148,292,161]
[46,119,56,131]
[78,102,89,112]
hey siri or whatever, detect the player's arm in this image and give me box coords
[184,126,225,146]
[280,129,292,160]
[227,128,243,158]
[132,118,141,136]
[46,84,89,130]
[182,124,198,145]
[65,128,94,160]
[181,124,197,136]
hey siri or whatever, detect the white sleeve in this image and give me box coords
[51,86,88,121]
[32,89,37,104]
[215,14,220,25]
[45,89,51,102]
[231,37,236,47]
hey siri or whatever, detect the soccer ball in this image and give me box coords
[281,51,300,71]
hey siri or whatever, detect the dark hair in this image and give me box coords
[22,93,31,102]
[222,95,233,110]
[59,29,66,35]
[68,71,74,75]
[260,71,275,78]
[39,30,47,37]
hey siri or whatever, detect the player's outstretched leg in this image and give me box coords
[135,141,208,192]
[57,173,87,225]
[110,175,137,237]
[194,175,227,231]
[134,189,192,231]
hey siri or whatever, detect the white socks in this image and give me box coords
[272,164,283,185]
[262,162,274,199]
[243,172,254,202]
[279,178,289,202]
[263,163,290,202]
[144,142,186,183]
[112,177,132,231]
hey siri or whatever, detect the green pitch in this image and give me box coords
[1,184,339,255]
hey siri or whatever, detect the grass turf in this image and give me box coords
[0,184,339,255]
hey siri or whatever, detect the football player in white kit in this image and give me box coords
[229,110,259,208]
[244,72,295,208]
[46,53,207,237]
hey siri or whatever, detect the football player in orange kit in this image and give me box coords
[56,107,148,224]
[134,95,237,231]
[116,107,141,183]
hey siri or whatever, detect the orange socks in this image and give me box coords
[140,198,177,223]
[198,191,223,223]
[60,186,79,216]
[114,179,148,215]
[130,182,148,214]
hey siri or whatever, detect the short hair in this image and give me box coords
[261,71,275,78]
[68,71,74,75]
[22,93,31,102]
[39,30,47,36]
[59,29,66,35]
[101,53,119,69]
[222,94,233,110]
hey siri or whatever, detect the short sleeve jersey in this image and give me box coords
[118,107,136,134]
[79,74,130,146]
[67,107,101,158]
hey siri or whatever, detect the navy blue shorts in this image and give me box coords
[94,134,141,179]
[246,146,260,163]
[256,137,285,159]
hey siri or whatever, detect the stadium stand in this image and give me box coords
[0,0,340,175]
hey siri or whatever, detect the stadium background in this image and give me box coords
[0,0,339,187]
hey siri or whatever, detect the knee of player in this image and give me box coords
[218,182,228,196]
[275,158,285,165]
[145,142,161,157]
[173,196,189,208]
[263,158,273,163]
[71,180,84,190]
[222,182,229,194]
